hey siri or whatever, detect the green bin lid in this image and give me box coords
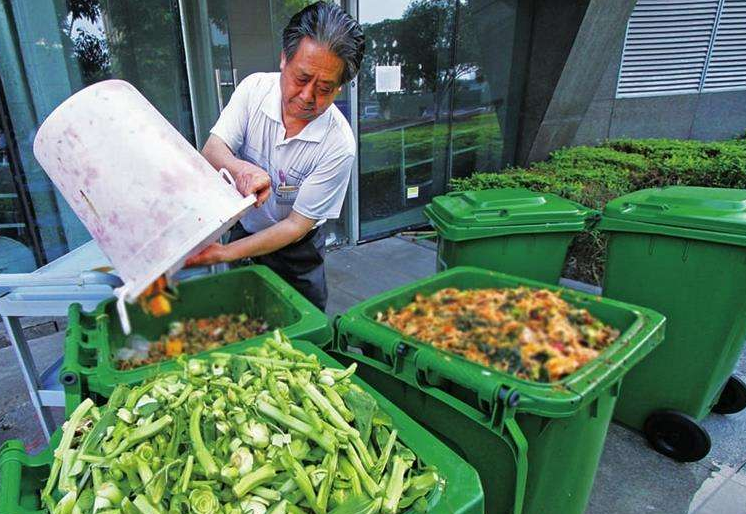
[424,188,591,241]
[600,186,746,247]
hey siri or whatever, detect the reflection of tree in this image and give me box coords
[61,0,191,136]
[72,29,111,83]
[66,0,101,23]
[270,0,320,62]
[61,0,110,84]
[361,0,481,120]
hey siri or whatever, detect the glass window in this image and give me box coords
[358,0,521,239]
[0,0,193,269]
[0,86,39,272]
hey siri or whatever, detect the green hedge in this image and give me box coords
[449,137,746,284]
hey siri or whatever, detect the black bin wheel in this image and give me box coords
[643,410,711,462]
[712,375,746,415]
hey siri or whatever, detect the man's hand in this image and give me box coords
[228,160,271,207]
[198,212,315,264]
[202,135,271,207]
[184,242,230,267]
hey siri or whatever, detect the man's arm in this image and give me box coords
[184,211,315,267]
[202,135,271,206]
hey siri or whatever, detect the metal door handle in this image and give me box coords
[214,68,224,111]
[232,68,239,88]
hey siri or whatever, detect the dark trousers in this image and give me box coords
[228,223,328,311]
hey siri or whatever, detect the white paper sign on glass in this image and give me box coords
[375,65,402,93]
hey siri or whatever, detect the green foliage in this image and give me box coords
[452,137,746,201]
[450,136,746,283]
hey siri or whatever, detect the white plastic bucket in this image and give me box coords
[33,80,255,333]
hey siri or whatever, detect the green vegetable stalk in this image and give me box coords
[109,414,173,458]
[344,445,380,498]
[302,382,358,438]
[42,333,438,514]
[381,454,412,514]
[189,403,219,478]
[338,458,362,497]
[132,495,161,514]
[232,463,277,498]
[180,455,195,494]
[43,398,94,510]
[398,471,439,509]
[281,451,322,514]
[371,429,397,481]
[316,450,338,513]
[256,400,336,453]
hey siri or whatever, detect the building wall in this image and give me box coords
[573,20,746,145]
[514,0,590,165]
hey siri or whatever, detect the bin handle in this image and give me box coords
[414,349,502,415]
[0,440,47,514]
[413,371,528,514]
[219,168,237,189]
[65,303,83,361]
[0,447,23,513]
[336,331,529,514]
[505,417,528,514]
[336,339,400,377]
[114,284,132,335]
[621,201,669,212]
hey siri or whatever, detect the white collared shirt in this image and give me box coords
[210,72,355,233]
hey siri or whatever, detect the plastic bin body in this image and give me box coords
[436,232,577,283]
[32,80,256,333]
[4,341,484,514]
[425,189,591,284]
[599,186,746,428]
[332,267,665,514]
[62,265,331,411]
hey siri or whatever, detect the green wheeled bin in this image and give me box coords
[61,265,332,413]
[599,186,746,462]
[2,340,485,514]
[424,188,593,283]
[332,266,665,514]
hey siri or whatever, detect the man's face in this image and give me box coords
[280,37,344,122]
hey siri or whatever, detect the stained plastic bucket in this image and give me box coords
[33,80,255,333]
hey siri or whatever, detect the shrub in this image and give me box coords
[449,136,746,284]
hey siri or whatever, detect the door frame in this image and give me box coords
[347,0,360,244]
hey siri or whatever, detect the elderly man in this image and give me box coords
[186,2,365,311]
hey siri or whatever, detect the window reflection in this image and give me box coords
[359,0,517,238]
[0,91,38,272]
[0,0,193,270]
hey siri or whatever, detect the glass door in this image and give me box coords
[0,81,42,272]
[357,0,521,240]
[181,0,351,246]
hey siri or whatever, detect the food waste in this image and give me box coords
[379,287,619,382]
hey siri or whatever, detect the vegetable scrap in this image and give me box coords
[45,331,440,514]
[378,287,619,382]
[116,314,270,370]
[138,276,176,318]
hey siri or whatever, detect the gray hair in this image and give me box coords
[282,1,365,85]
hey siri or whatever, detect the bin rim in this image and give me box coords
[335,266,666,419]
[62,265,332,397]
[597,215,746,248]
[424,188,594,241]
[600,186,746,247]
